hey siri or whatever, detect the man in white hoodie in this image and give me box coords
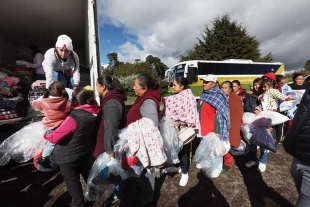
[42,35,80,89]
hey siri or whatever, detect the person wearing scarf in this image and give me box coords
[197,74,230,169]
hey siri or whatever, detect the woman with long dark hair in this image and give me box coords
[44,88,100,207]
[92,75,127,206]
[163,76,198,186]
[126,74,164,206]
[26,44,45,80]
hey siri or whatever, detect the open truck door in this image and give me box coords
[0,0,101,125]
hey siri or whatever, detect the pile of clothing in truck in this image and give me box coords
[0,66,33,119]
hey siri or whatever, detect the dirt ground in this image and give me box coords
[0,136,298,207]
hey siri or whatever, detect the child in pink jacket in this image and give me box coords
[32,81,71,168]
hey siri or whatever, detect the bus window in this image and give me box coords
[188,67,198,82]
[231,63,244,74]
[215,63,230,75]
[244,64,256,74]
[256,65,269,74]
[198,62,215,75]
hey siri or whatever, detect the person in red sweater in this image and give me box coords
[197,74,230,170]
[32,81,71,168]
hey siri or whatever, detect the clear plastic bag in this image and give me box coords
[250,125,276,153]
[114,128,144,178]
[194,133,228,163]
[229,140,249,156]
[279,92,302,112]
[241,124,252,143]
[194,133,230,178]
[200,156,223,178]
[33,150,58,172]
[242,112,256,124]
[159,117,183,165]
[84,152,130,201]
[252,111,289,126]
[0,121,47,165]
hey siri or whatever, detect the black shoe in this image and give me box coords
[102,193,123,207]
[222,164,231,171]
[35,156,50,169]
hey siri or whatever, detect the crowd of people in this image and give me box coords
[25,66,310,207]
[14,34,310,207]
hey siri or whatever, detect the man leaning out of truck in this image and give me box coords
[42,34,80,89]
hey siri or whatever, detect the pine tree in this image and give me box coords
[180,14,273,62]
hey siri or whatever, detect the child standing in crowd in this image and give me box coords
[259,79,292,112]
[32,81,72,168]
[276,75,292,94]
[276,75,292,144]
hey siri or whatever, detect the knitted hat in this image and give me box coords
[262,72,276,81]
[55,35,73,50]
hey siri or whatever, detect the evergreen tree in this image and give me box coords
[303,59,310,70]
[180,14,273,62]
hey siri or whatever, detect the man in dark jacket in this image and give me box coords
[283,84,310,207]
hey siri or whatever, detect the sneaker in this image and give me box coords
[222,164,231,171]
[196,163,202,169]
[257,162,266,173]
[179,173,189,186]
[245,160,257,168]
[102,194,122,207]
[35,156,50,169]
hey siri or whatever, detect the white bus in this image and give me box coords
[165,59,285,96]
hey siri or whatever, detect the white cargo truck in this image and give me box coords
[0,0,101,125]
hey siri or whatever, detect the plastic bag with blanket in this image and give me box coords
[159,116,183,165]
[250,125,276,153]
[114,128,144,178]
[241,124,253,143]
[194,132,230,178]
[229,140,249,156]
[84,152,130,201]
[252,111,289,126]
[0,121,47,165]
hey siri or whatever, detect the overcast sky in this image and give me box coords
[98,0,310,71]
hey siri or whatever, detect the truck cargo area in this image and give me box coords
[0,0,100,126]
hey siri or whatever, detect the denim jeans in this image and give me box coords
[249,144,268,164]
[290,157,310,207]
[54,70,74,89]
[42,129,55,157]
